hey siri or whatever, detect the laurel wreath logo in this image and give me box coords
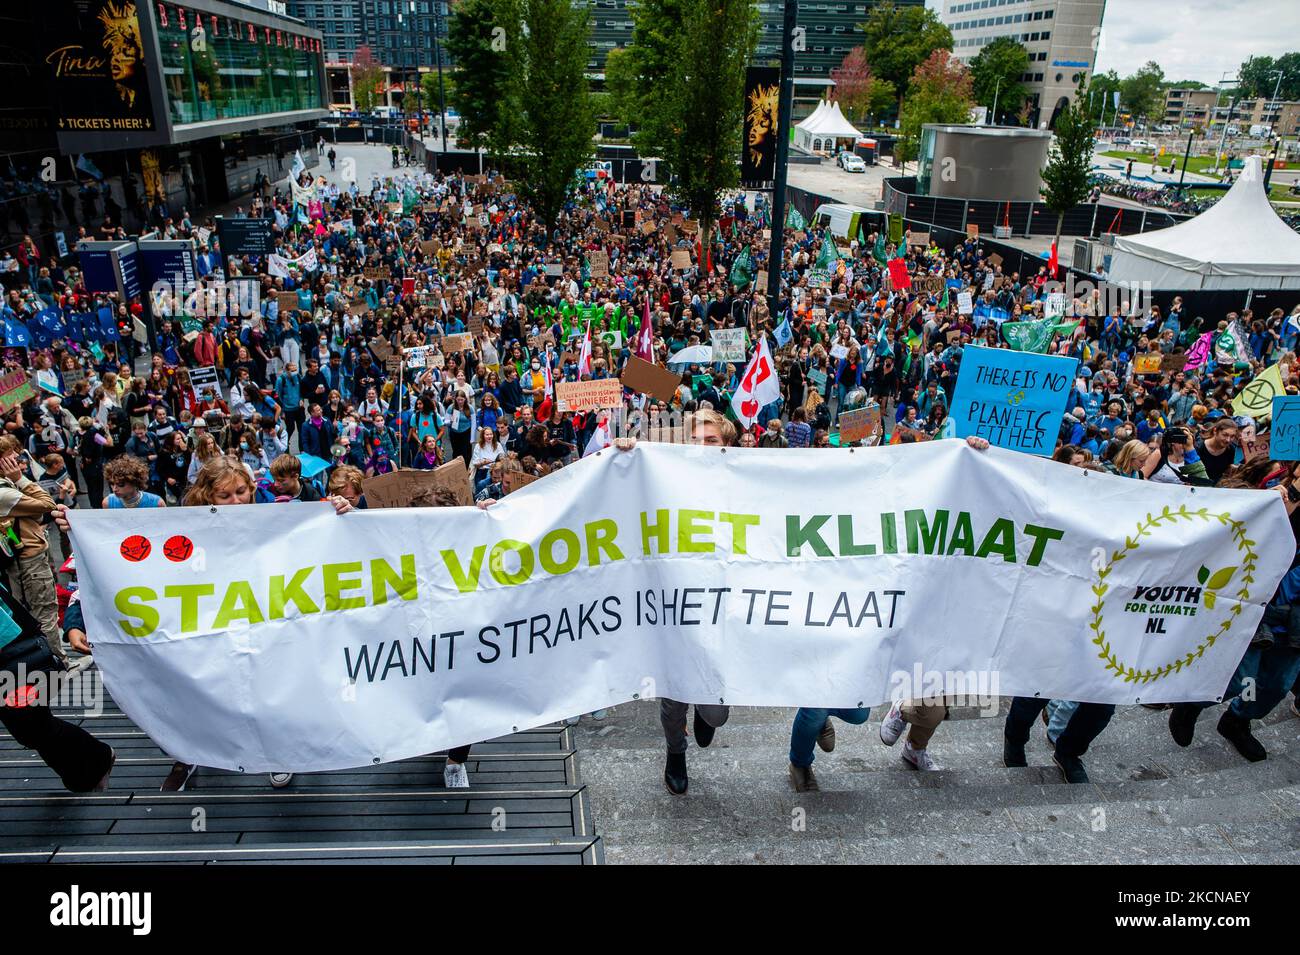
[1089,505,1257,684]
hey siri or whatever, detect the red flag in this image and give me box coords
[1049,241,1059,279]
[887,258,912,290]
[635,294,654,362]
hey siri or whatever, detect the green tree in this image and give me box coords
[445,0,517,152]
[896,50,973,172]
[968,37,1028,124]
[1082,70,1121,126]
[634,0,759,248]
[1119,61,1165,125]
[1238,52,1300,102]
[602,45,640,126]
[508,0,595,228]
[1040,89,1093,253]
[859,2,953,107]
[350,44,384,113]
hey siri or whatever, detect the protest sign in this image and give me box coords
[887,260,911,290]
[838,405,879,443]
[364,267,387,281]
[468,312,485,338]
[556,378,622,412]
[640,220,656,236]
[664,224,678,244]
[1161,352,1188,373]
[368,337,393,362]
[829,344,849,360]
[1134,353,1163,375]
[189,366,222,403]
[62,367,87,391]
[957,291,974,315]
[1271,396,1300,460]
[0,372,35,413]
[1232,363,1286,419]
[544,263,563,278]
[68,442,1292,772]
[950,346,1074,456]
[620,356,682,402]
[589,250,609,279]
[502,471,540,495]
[681,219,699,233]
[967,223,979,238]
[946,329,963,345]
[441,333,473,353]
[276,291,299,314]
[909,232,930,248]
[670,250,692,271]
[988,253,1003,268]
[711,328,748,363]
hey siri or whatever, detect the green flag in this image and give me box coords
[730,246,755,287]
[1001,319,1080,353]
[402,186,417,215]
[938,285,949,311]
[786,205,807,230]
[872,233,889,266]
[814,237,840,272]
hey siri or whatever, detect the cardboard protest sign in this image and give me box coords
[1272,397,1300,459]
[829,344,849,361]
[594,219,610,233]
[946,329,963,345]
[420,239,438,256]
[276,291,299,313]
[670,250,692,271]
[966,224,979,239]
[364,267,387,281]
[909,232,930,248]
[385,356,403,374]
[711,328,748,363]
[368,337,393,362]
[756,270,768,292]
[589,250,609,279]
[1161,352,1188,373]
[838,405,880,444]
[468,312,485,337]
[664,224,678,244]
[987,253,1003,268]
[1134,353,1163,375]
[188,366,222,403]
[957,291,974,315]
[0,372,35,413]
[441,333,473,353]
[556,379,623,412]
[640,220,656,236]
[348,301,370,317]
[620,356,682,403]
[681,219,699,233]
[950,346,1074,456]
[502,470,540,495]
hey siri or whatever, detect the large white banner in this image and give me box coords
[69,442,1293,772]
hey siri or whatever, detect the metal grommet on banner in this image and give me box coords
[632,692,640,700]
[719,697,725,704]
[720,448,726,454]
[209,506,218,514]
[372,757,380,764]
[237,766,245,774]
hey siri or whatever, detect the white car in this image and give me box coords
[838,153,867,173]
[1130,139,1156,151]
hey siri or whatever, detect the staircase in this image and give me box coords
[0,668,602,865]
[573,700,1300,864]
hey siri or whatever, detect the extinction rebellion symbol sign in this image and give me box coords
[1089,504,1257,685]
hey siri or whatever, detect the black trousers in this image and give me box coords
[447,745,470,763]
[1005,696,1115,760]
[0,699,113,792]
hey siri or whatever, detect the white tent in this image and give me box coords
[795,100,862,155]
[1107,157,1300,290]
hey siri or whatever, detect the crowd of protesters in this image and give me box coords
[0,145,1297,798]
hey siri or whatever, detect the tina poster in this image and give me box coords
[741,67,779,189]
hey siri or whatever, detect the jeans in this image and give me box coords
[1045,699,1079,743]
[1183,644,1300,721]
[788,707,871,768]
[1005,697,1115,759]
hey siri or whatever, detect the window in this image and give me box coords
[1041,31,1050,40]
[1044,8,1053,16]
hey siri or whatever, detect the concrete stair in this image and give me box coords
[572,700,1300,864]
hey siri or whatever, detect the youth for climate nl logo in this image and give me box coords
[1089,505,1258,685]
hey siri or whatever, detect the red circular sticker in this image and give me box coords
[120,535,151,562]
[163,535,194,562]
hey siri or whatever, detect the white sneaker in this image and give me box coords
[879,699,906,746]
[268,772,293,788]
[564,715,581,725]
[901,742,939,771]
[443,761,470,789]
[590,709,608,720]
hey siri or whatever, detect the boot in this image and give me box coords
[1217,709,1266,762]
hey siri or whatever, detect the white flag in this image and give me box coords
[730,337,780,427]
[583,413,612,457]
[291,149,306,180]
[267,253,291,278]
[577,323,593,378]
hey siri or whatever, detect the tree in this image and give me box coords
[896,50,973,171]
[508,0,595,228]
[859,2,953,107]
[968,37,1028,124]
[350,45,384,113]
[1082,70,1121,126]
[445,0,516,152]
[1040,89,1093,254]
[1119,61,1165,124]
[603,46,640,126]
[633,0,759,248]
[830,48,896,125]
[1238,52,1300,102]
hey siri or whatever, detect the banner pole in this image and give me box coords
[766,0,798,320]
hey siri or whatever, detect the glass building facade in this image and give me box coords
[153,10,325,127]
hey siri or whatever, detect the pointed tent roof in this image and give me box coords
[1111,157,1300,278]
[797,101,830,130]
[796,100,863,139]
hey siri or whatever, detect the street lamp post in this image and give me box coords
[990,76,1001,126]
[1267,69,1284,139]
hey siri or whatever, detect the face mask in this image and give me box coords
[240,443,249,451]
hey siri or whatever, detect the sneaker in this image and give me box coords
[443,761,470,789]
[1003,736,1027,768]
[1217,710,1267,762]
[789,762,820,792]
[160,761,197,792]
[268,772,294,788]
[664,751,688,796]
[901,741,939,771]
[1052,752,1091,784]
[693,708,717,748]
[879,700,906,746]
[92,748,116,792]
[1290,697,1299,719]
[1168,703,1201,748]
[816,718,836,753]
[564,715,581,725]
[590,709,608,720]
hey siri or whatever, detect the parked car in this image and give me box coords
[1113,135,1132,146]
[1130,139,1156,151]
[838,152,867,173]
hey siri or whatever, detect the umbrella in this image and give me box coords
[297,453,332,480]
[666,345,713,367]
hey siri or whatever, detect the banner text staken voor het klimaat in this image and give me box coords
[69,442,1292,772]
